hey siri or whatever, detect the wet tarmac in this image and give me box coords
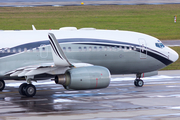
[0,70,180,120]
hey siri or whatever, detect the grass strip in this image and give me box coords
[0,4,180,40]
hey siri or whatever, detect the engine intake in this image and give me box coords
[55,66,111,90]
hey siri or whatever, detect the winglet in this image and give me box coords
[48,33,73,67]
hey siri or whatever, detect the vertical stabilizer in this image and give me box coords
[32,25,36,30]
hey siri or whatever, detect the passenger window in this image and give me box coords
[99,46,102,51]
[109,46,112,51]
[18,48,21,52]
[7,49,10,53]
[126,46,129,50]
[89,46,92,51]
[106,47,109,51]
[84,47,87,51]
[24,48,27,52]
[130,46,132,50]
[42,47,45,51]
[104,46,107,51]
[114,46,118,51]
[79,47,82,51]
[13,49,16,53]
[68,47,71,51]
[121,46,124,49]
[94,46,97,51]
[63,47,66,51]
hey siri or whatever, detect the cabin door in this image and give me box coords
[40,44,48,58]
[139,38,147,59]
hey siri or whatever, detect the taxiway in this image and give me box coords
[0,70,180,120]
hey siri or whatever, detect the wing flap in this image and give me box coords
[18,70,31,77]
[10,71,22,77]
[25,67,57,76]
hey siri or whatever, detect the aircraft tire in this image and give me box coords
[19,83,28,95]
[134,79,144,87]
[0,80,5,91]
[134,80,138,87]
[24,84,36,97]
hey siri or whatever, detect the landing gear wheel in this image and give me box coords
[0,80,5,91]
[24,84,36,97]
[134,80,138,86]
[19,83,28,95]
[134,79,144,87]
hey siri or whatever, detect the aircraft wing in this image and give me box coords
[5,33,93,78]
[5,62,93,77]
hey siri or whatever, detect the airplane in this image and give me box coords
[0,26,178,97]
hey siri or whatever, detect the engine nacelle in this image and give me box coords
[55,66,111,90]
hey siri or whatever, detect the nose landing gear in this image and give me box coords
[134,73,144,87]
[134,79,144,87]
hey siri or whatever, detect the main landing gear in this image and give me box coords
[0,78,36,97]
[134,73,144,87]
[19,83,36,97]
[0,80,5,91]
[134,79,144,87]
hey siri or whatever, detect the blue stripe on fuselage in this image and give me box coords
[0,38,173,65]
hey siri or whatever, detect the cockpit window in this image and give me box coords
[159,43,165,48]
[155,43,160,48]
[155,43,165,48]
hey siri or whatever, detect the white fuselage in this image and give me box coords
[0,28,178,78]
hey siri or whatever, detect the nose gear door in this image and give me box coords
[139,38,147,59]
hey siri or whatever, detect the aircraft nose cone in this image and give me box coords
[171,49,179,62]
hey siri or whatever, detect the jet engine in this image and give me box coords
[55,66,111,90]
